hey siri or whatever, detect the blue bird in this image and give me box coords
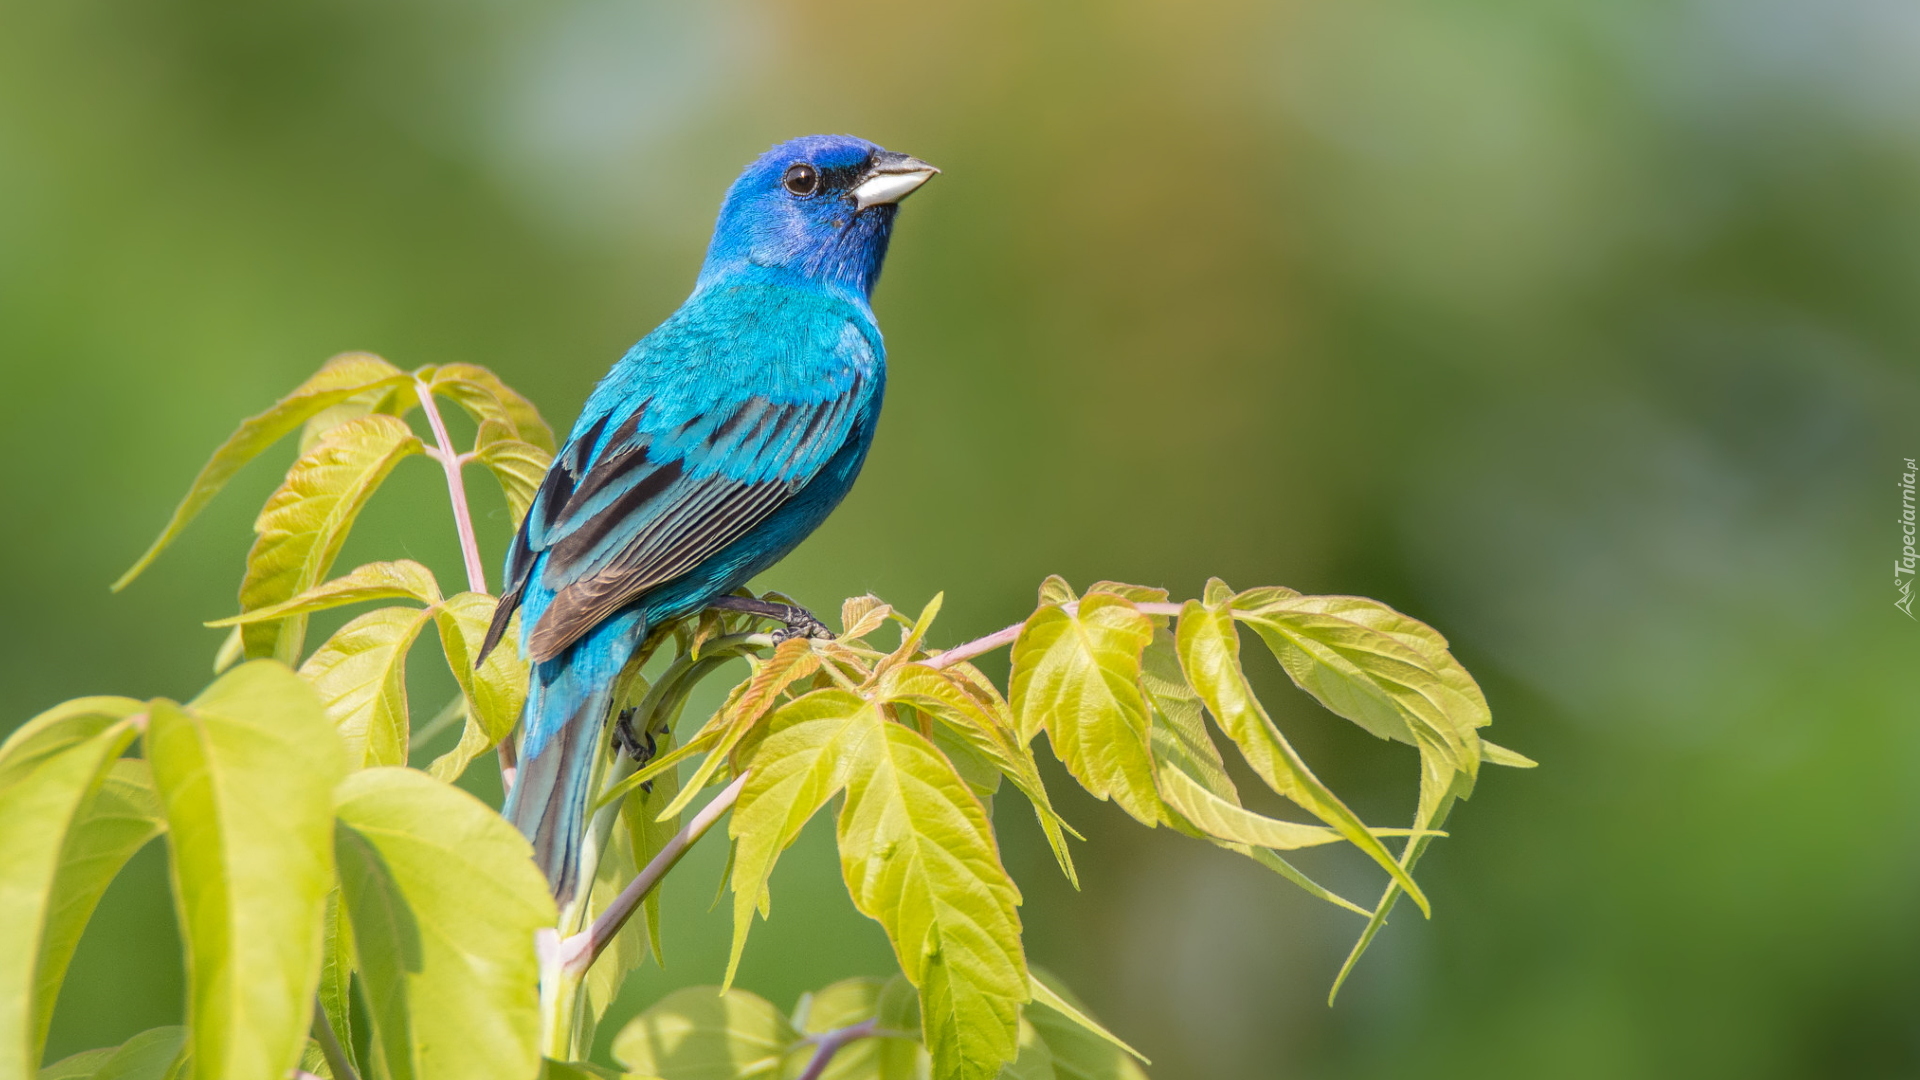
[477,135,938,902]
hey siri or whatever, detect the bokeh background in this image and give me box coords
[5,0,1917,1076]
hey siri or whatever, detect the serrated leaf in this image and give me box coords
[1155,768,1350,850]
[1175,601,1430,916]
[428,593,529,782]
[145,661,347,1080]
[300,606,435,769]
[427,363,557,453]
[1083,582,1168,611]
[1023,974,1146,1080]
[1009,595,1160,826]
[839,596,894,641]
[0,703,142,1076]
[206,560,442,627]
[1036,576,1076,607]
[32,761,165,1061]
[875,593,943,676]
[239,414,425,662]
[652,638,820,820]
[113,352,409,592]
[725,691,876,986]
[334,767,555,1080]
[611,987,799,1080]
[472,430,552,527]
[839,717,1027,1080]
[1233,593,1486,778]
[879,664,1078,887]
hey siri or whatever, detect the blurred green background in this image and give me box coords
[4,0,1916,1076]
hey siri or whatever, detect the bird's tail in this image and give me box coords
[502,618,643,907]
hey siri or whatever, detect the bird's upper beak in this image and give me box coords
[851,152,940,210]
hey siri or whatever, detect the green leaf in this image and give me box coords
[427,593,530,782]
[611,987,800,1080]
[1482,740,1537,768]
[725,690,875,986]
[1175,600,1431,917]
[788,977,928,1080]
[33,761,166,1060]
[472,423,552,528]
[0,703,142,1076]
[839,718,1027,1080]
[145,660,348,1080]
[427,363,557,453]
[1035,576,1076,607]
[1141,635,1369,915]
[206,560,442,627]
[317,887,356,1080]
[75,1026,189,1080]
[333,767,556,1080]
[37,1046,115,1079]
[540,1061,622,1080]
[239,414,425,663]
[838,596,894,641]
[658,637,819,820]
[1009,595,1160,826]
[1154,768,1349,850]
[1232,592,1487,778]
[998,1020,1058,1080]
[299,606,436,769]
[1023,974,1146,1080]
[113,352,409,592]
[878,664,1078,887]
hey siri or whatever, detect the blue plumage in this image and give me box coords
[480,135,938,900]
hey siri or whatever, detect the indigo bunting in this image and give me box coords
[477,135,938,901]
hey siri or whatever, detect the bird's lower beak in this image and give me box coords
[852,153,940,210]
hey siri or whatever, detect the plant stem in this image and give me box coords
[924,600,1183,670]
[311,998,360,1080]
[413,377,488,596]
[563,770,750,977]
[797,1019,881,1080]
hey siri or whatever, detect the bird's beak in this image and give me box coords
[852,152,940,210]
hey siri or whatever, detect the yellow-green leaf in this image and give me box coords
[113,352,409,592]
[300,606,435,769]
[428,593,530,782]
[1024,973,1147,1080]
[206,560,442,627]
[611,987,799,1080]
[334,768,556,1080]
[145,661,348,1080]
[725,690,876,986]
[839,718,1027,1080]
[472,426,553,527]
[60,1026,189,1080]
[239,414,425,662]
[1175,600,1430,916]
[1009,595,1160,826]
[878,663,1079,887]
[1036,576,1076,607]
[32,761,165,1061]
[1482,740,1537,768]
[0,703,141,1076]
[1154,768,1350,850]
[428,363,557,453]
[317,887,357,1080]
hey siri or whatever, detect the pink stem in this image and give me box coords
[797,1019,881,1080]
[925,600,1183,670]
[414,377,488,596]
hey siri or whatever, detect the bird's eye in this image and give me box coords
[782,163,820,196]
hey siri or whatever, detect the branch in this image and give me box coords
[925,600,1182,670]
[558,770,750,977]
[413,377,488,595]
[797,1018,881,1080]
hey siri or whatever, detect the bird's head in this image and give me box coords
[697,134,939,301]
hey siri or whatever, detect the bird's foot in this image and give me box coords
[613,707,659,792]
[706,594,836,643]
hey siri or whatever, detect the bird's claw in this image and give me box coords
[770,606,835,643]
[613,707,659,792]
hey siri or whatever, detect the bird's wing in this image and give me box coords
[479,328,875,665]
